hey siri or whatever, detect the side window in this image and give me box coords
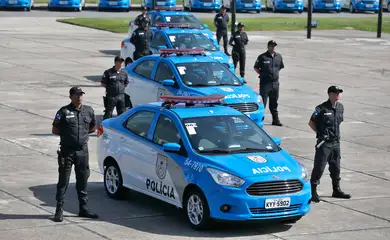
[125,111,155,138]
[151,33,167,48]
[155,15,164,24]
[153,115,181,145]
[154,62,175,83]
[133,60,156,79]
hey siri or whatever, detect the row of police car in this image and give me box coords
[1,0,389,13]
[96,7,311,230]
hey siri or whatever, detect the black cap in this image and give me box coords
[328,85,343,94]
[114,56,124,62]
[69,86,85,95]
[237,22,244,28]
[268,40,277,46]
[220,5,226,10]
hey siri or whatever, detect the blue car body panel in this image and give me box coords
[312,0,341,10]
[101,103,311,221]
[189,0,222,10]
[1,0,32,8]
[273,0,304,11]
[351,0,379,11]
[48,0,82,8]
[235,0,262,10]
[144,0,176,8]
[97,0,130,9]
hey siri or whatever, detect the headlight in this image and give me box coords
[257,95,263,104]
[206,168,245,187]
[300,163,309,182]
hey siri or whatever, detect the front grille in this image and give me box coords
[199,0,213,2]
[362,0,375,3]
[241,0,254,3]
[250,204,302,214]
[225,103,258,113]
[282,0,296,3]
[322,0,334,3]
[246,180,303,196]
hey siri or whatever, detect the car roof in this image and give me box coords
[156,28,203,34]
[144,102,243,119]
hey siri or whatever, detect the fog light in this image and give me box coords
[220,204,231,212]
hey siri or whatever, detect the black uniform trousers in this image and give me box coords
[259,81,280,120]
[232,50,246,77]
[56,145,90,207]
[216,29,228,52]
[133,50,152,61]
[103,94,126,119]
[310,140,341,186]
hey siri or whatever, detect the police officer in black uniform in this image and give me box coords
[134,7,151,27]
[229,22,248,78]
[253,40,284,126]
[213,6,230,56]
[308,86,351,203]
[52,86,98,222]
[101,56,129,119]
[130,19,154,61]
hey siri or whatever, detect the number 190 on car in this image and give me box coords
[265,197,291,209]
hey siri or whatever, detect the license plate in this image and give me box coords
[366,4,373,7]
[108,1,117,5]
[265,197,291,209]
[325,3,333,6]
[203,3,212,6]
[8,0,17,4]
[156,2,165,5]
[59,1,68,4]
[287,3,295,7]
[245,3,252,7]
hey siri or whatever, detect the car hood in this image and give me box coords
[200,149,302,179]
[188,85,258,104]
[204,51,230,65]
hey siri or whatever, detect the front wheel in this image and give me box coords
[104,161,127,199]
[184,188,212,230]
[256,9,260,13]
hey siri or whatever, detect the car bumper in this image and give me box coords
[313,2,341,10]
[236,3,261,10]
[98,0,129,8]
[205,181,311,221]
[275,3,304,10]
[355,3,379,10]
[192,2,221,9]
[1,0,31,7]
[48,1,81,7]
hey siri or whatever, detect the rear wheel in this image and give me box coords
[104,161,127,199]
[184,188,212,230]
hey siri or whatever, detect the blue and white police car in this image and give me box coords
[223,0,262,13]
[124,48,264,127]
[183,0,222,11]
[142,0,176,9]
[48,0,85,11]
[97,95,311,229]
[0,0,34,11]
[121,23,231,71]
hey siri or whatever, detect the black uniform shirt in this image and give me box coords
[214,13,229,31]
[130,28,153,53]
[310,100,344,140]
[254,51,284,85]
[53,104,96,150]
[229,31,249,51]
[101,67,129,97]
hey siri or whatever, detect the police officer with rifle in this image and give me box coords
[308,85,351,203]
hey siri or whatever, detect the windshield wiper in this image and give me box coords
[198,149,231,154]
[189,84,210,87]
[229,147,278,153]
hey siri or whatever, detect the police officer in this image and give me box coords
[213,6,230,56]
[229,22,248,78]
[130,19,154,61]
[52,86,98,222]
[101,56,129,119]
[134,7,151,27]
[253,40,284,126]
[308,86,351,203]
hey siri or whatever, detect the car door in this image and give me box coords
[126,59,158,106]
[153,61,179,100]
[149,113,189,207]
[121,110,157,191]
[150,32,169,53]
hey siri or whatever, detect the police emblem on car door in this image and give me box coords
[156,153,168,179]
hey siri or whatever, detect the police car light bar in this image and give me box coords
[161,94,225,105]
[153,6,184,11]
[159,48,205,55]
[155,23,190,28]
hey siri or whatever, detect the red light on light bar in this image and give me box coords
[155,23,190,28]
[159,48,204,55]
[161,94,225,104]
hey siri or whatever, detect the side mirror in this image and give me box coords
[272,137,281,146]
[157,45,167,50]
[201,23,209,29]
[239,77,247,84]
[163,142,181,152]
[162,79,175,86]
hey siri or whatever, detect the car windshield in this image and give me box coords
[163,15,202,29]
[175,62,243,87]
[167,33,217,51]
[182,115,280,154]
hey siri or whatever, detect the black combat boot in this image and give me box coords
[332,181,351,199]
[311,184,321,203]
[53,202,63,222]
[272,119,283,126]
[78,205,99,219]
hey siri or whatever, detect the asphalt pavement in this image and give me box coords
[1,17,390,240]
[1,4,390,18]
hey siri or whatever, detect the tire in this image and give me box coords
[256,9,260,13]
[281,216,302,224]
[104,161,127,199]
[184,188,212,230]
